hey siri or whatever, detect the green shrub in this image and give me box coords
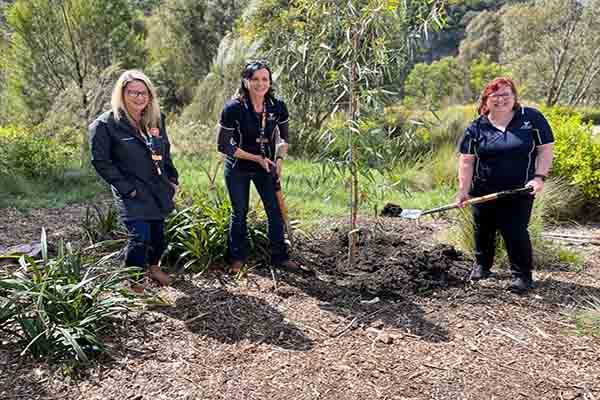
[165,188,270,272]
[0,126,74,179]
[543,107,600,200]
[575,296,600,337]
[81,204,127,244]
[578,107,600,125]
[0,231,137,365]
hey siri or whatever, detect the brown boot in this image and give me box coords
[230,260,243,274]
[149,265,171,286]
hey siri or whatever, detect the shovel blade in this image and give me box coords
[399,209,423,219]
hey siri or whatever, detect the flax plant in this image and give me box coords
[0,229,138,365]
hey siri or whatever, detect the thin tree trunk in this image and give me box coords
[348,30,359,268]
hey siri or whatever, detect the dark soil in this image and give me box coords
[294,220,470,296]
[1,210,600,400]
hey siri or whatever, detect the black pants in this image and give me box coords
[472,194,534,279]
[123,219,166,267]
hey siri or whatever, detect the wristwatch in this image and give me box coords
[534,174,547,181]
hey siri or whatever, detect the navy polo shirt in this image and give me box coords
[217,96,289,171]
[458,107,554,196]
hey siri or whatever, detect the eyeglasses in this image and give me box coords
[489,92,514,99]
[126,90,149,98]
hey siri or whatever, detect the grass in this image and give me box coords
[0,167,105,210]
[174,154,458,224]
[574,296,600,337]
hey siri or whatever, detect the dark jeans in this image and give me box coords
[123,219,166,267]
[224,163,288,265]
[472,194,534,279]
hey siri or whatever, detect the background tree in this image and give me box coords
[250,0,444,264]
[502,0,600,106]
[145,0,244,110]
[1,0,146,159]
[458,10,502,63]
[404,57,467,108]
[2,0,145,122]
[248,0,442,156]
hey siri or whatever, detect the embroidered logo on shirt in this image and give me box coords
[520,121,532,129]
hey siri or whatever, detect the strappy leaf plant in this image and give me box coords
[0,229,139,366]
[166,188,269,272]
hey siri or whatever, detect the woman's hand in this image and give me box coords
[256,155,276,172]
[170,182,178,197]
[526,177,544,194]
[455,190,470,207]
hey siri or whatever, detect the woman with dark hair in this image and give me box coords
[217,60,298,273]
[89,70,179,289]
[456,77,554,293]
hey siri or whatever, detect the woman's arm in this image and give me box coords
[526,143,554,194]
[216,126,275,172]
[534,143,553,177]
[89,120,136,197]
[456,154,476,205]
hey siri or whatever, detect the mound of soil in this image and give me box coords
[296,218,471,296]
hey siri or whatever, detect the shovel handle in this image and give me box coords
[465,186,533,206]
[421,187,533,216]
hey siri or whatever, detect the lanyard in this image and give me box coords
[257,101,271,160]
[140,126,163,176]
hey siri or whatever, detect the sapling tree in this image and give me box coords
[250,0,444,265]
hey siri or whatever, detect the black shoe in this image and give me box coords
[469,265,494,281]
[509,277,532,293]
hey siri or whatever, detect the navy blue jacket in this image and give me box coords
[458,107,554,196]
[89,111,179,221]
[217,96,289,171]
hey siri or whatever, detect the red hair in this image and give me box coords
[477,77,521,115]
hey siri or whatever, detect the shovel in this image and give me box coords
[387,187,534,219]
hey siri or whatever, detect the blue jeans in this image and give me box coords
[123,219,166,267]
[224,163,288,264]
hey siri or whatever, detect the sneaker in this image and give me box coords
[469,265,494,281]
[509,277,531,294]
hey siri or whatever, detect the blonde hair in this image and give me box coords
[111,70,161,129]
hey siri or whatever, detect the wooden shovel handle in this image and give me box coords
[421,187,533,216]
[464,186,533,206]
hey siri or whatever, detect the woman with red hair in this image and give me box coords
[456,77,554,293]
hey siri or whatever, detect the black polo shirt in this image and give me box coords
[217,96,289,171]
[458,107,554,196]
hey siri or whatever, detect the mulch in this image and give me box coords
[1,211,600,400]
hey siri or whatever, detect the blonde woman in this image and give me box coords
[89,70,179,288]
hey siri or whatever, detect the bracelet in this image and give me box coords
[534,174,547,181]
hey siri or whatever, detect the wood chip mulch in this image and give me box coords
[1,213,600,400]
